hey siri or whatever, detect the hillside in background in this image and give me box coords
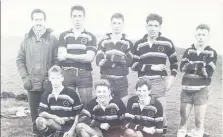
[1,35,222,136]
[1,35,222,94]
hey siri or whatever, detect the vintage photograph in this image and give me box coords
[1,0,222,137]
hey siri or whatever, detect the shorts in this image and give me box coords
[181,87,209,105]
[101,75,128,98]
[63,67,93,89]
[139,76,166,98]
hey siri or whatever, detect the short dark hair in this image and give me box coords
[31,9,46,20]
[48,65,63,76]
[146,13,162,25]
[111,13,124,22]
[70,5,85,16]
[94,79,111,89]
[196,24,210,32]
[136,78,151,91]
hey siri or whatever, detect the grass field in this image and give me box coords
[1,36,222,137]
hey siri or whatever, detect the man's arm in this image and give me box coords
[16,40,33,90]
[16,40,28,79]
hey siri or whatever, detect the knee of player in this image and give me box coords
[124,129,136,137]
[76,123,86,131]
[36,117,46,129]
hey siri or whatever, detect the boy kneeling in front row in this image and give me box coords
[36,65,83,137]
[76,79,126,137]
[124,78,164,137]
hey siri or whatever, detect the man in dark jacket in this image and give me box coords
[16,9,58,137]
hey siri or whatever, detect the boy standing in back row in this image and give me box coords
[177,24,217,137]
[131,13,178,134]
[57,5,97,106]
[96,13,133,99]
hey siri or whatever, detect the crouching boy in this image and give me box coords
[36,65,83,137]
[124,78,163,137]
[76,79,126,137]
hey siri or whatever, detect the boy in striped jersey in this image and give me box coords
[36,66,83,137]
[177,24,217,137]
[131,13,178,133]
[96,13,133,99]
[124,78,163,137]
[57,5,97,106]
[76,79,126,137]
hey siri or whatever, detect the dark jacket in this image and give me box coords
[16,28,58,91]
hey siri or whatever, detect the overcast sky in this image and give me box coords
[1,0,223,53]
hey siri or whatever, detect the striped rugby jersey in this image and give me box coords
[132,33,178,78]
[38,87,83,124]
[180,44,217,92]
[96,33,133,76]
[58,29,97,71]
[125,96,163,135]
[78,97,126,130]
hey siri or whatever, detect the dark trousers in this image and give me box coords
[27,91,44,135]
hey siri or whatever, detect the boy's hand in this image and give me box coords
[100,123,110,130]
[151,64,166,71]
[54,116,65,125]
[143,127,155,134]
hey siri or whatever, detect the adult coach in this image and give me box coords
[177,24,217,137]
[96,13,133,99]
[57,5,97,106]
[16,9,58,136]
[131,13,178,134]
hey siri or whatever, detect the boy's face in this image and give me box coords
[136,85,151,99]
[95,86,111,102]
[71,10,85,30]
[146,20,161,39]
[111,18,124,34]
[32,12,46,31]
[49,73,64,89]
[195,29,209,47]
